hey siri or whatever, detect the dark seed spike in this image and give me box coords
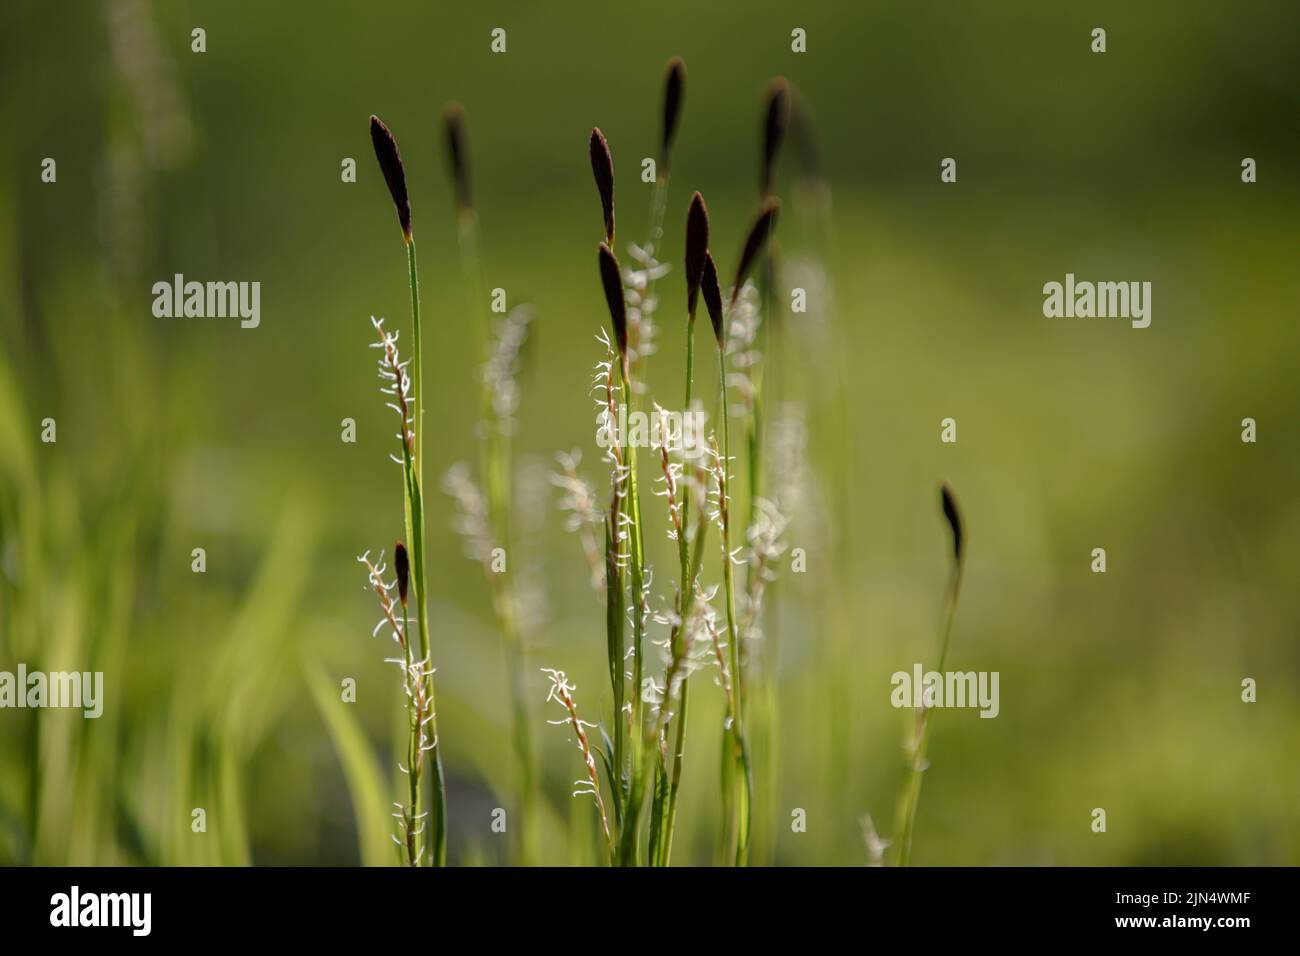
[394,541,410,608]
[442,102,473,213]
[661,57,686,170]
[760,77,791,197]
[597,242,627,363]
[684,191,709,318]
[940,482,964,564]
[701,252,724,347]
[730,198,780,306]
[370,115,412,242]
[589,128,616,243]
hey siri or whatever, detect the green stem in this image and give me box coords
[617,355,648,866]
[893,570,961,867]
[404,238,446,866]
[658,316,698,865]
[719,346,753,866]
[457,210,538,865]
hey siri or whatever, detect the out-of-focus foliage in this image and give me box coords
[1,0,1297,865]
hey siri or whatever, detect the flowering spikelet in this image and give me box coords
[661,56,686,170]
[369,316,415,461]
[622,241,669,386]
[723,280,762,414]
[542,668,612,852]
[358,549,406,651]
[598,243,628,371]
[697,583,735,717]
[394,542,410,608]
[685,191,709,318]
[552,450,605,591]
[731,198,780,307]
[941,481,964,564]
[738,497,787,670]
[653,403,685,546]
[589,127,615,243]
[369,114,412,242]
[760,77,791,198]
[442,102,473,213]
[443,463,492,567]
[701,251,724,346]
[482,305,534,437]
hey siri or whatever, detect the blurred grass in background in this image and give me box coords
[1,0,1298,865]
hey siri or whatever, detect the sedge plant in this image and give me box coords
[892,482,967,866]
[704,199,780,865]
[361,114,447,866]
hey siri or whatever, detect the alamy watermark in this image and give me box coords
[50,886,150,936]
[1042,273,1151,328]
[152,273,261,328]
[0,664,103,718]
[596,405,708,458]
[891,663,999,718]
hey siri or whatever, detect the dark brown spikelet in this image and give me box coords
[730,198,780,306]
[394,541,410,608]
[597,242,627,360]
[761,77,791,197]
[685,191,709,318]
[369,115,412,242]
[661,57,686,169]
[940,482,964,564]
[442,102,473,213]
[701,252,724,347]
[589,128,616,243]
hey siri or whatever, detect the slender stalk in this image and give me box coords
[659,492,709,864]
[893,485,965,867]
[403,240,447,867]
[616,355,648,866]
[657,315,698,865]
[596,342,628,837]
[717,356,753,866]
[456,200,540,866]
[893,580,958,867]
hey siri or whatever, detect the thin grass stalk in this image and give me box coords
[598,343,628,827]
[656,190,709,865]
[893,483,965,866]
[717,358,754,866]
[747,81,788,865]
[616,361,648,866]
[371,114,446,865]
[446,106,539,865]
[404,242,448,866]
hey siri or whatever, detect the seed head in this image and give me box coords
[394,541,410,607]
[685,191,709,318]
[731,198,780,306]
[589,127,616,243]
[761,77,791,197]
[701,252,724,347]
[661,57,686,171]
[369,115,412,242]
[940,482,964,564]
[442,102,472,213]
[597,242,627,362]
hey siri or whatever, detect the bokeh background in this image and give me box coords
[2,0,1298,866]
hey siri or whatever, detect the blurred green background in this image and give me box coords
[2,0,1298,865]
